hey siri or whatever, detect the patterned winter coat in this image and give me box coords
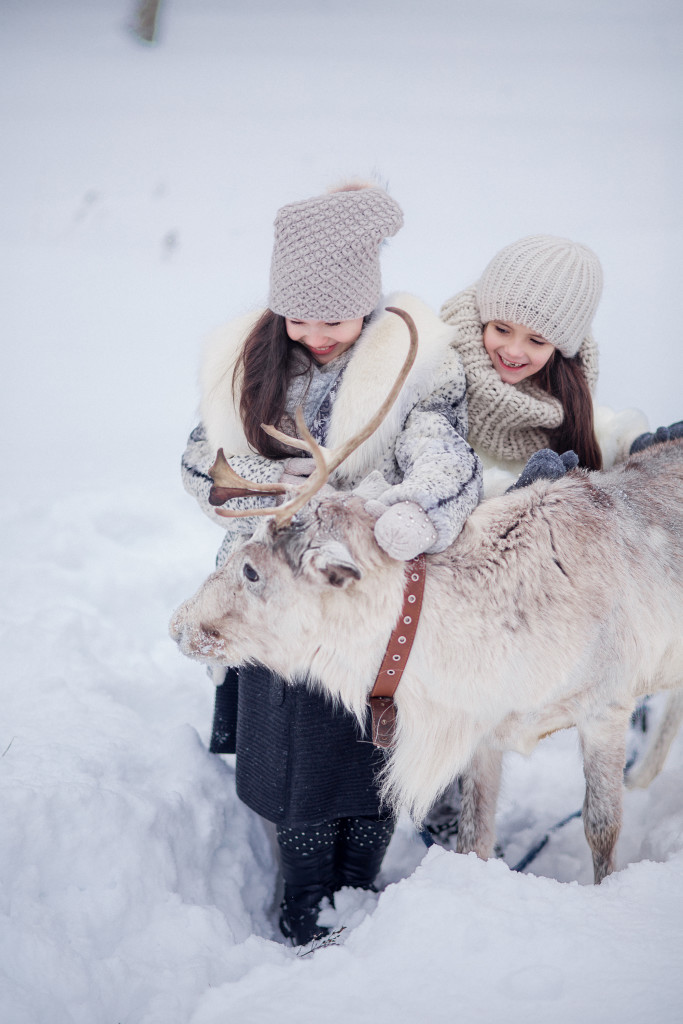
[181,293,482,826]
[182,292,482,566]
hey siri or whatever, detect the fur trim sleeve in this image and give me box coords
[375,347,483,551]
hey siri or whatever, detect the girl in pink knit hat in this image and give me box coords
[181,182,482,946]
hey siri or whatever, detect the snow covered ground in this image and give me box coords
[1,2,682,1022]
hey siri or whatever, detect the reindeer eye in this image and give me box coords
[243,563,260,582]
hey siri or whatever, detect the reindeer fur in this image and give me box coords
[171,439,683,883]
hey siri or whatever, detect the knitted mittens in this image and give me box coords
[507,449,579,492]
[371,500,437,561]
[629,421,683,454]
[280,456,316,490]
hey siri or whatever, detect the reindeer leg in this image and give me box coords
[457,744,503,860]
[578,710,630,883]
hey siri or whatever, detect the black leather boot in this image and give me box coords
[279,883,332,946]
[278,841,337,946]
[334,816,395,890]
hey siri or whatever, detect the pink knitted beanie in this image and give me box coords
[268,183,404,321]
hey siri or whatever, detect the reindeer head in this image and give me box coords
[169,492,398,682]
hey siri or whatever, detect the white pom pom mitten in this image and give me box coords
[373,501,437,561]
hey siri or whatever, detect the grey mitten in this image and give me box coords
[630,421,683,454]
[279,456,317,493]
[507,449,579,492]
[283,457,316,476]
[279,473,305,489]
[373,501,437,560]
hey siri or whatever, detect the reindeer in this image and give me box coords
[171,310,683,884]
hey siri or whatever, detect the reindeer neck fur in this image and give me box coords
[274,495,408,719]
[382,449,683,823]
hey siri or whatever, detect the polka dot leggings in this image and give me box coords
[276,815,395,892]
[276,815,395,856]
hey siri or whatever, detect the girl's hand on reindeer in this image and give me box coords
[277,479,336,504]
[277,458,316,498]
[283,457,315,476]
[629,420,683,454]
[373,501,438,561]
[279,473,305,490]
[507,449,578,492]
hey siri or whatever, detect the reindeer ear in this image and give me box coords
[303,541,362,589]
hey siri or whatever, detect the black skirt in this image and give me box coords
[210,665,387,827]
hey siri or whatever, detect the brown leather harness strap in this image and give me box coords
[368,554,426,748]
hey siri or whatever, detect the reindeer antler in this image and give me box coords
[210,306,418,527]
[208,449,288,505]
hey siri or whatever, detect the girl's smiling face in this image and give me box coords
[483,320,555,383]
[285,318,364,364]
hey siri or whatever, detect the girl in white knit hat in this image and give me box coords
[440,235,649,496]
[425,235,661,844]
[181,181,481,946]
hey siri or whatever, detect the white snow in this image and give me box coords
[1,1,682,1022]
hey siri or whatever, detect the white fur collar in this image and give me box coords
[200,310,263,457]
[199,294,456,475]
[326,293,455,481]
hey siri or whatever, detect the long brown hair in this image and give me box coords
[536,350,602,470]
[233,310,313,458]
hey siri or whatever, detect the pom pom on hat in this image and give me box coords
[476,235,603,358]
[268,182,403,321]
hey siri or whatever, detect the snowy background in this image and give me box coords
[1,1,682,1022]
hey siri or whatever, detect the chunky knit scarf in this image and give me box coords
[440,286,598,463]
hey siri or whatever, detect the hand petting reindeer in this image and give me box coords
[173,304,683,888]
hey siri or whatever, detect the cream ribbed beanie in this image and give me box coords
[268,183,404,321]
[475,235,603,358]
